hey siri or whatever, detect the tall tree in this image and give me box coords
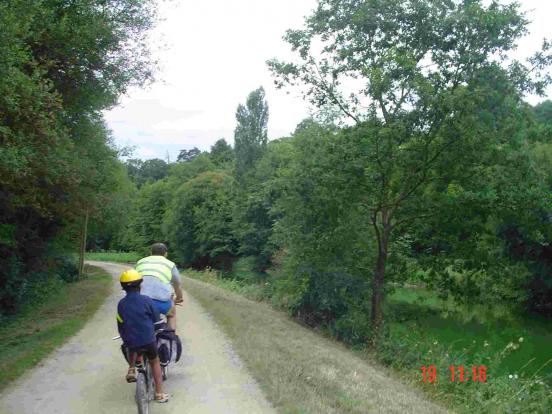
[138,158,169,186]
[125,158,144,184]
[533,100,552,125]
[177,147,201,163]
[231,138,294,267]
[268,0,551,335]
[234,87,269,180]
[210,138,234,166]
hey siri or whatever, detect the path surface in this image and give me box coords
[0,261,275,414]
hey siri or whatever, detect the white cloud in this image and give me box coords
[137,146,160,159]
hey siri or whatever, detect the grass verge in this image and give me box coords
[186,269,552,413]
[0,265,111,391]
[183,274,447,414]
[84,251,140,263]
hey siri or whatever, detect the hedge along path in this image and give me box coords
[0,261,274,414]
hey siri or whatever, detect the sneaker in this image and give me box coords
[126,367,137,383]
[155,392,169,403]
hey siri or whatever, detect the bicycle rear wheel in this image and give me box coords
[146,361,155,401]
[135,370,149,414]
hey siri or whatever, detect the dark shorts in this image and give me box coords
[152,298,173,315]
[129,342,158,360]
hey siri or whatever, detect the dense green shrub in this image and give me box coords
[0,254,76,317]
[273,264,371,329]
[230,256,266,284]
[53,256,79,283]
[22,271,65,308]
[0,258,24,315]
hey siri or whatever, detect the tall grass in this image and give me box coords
[185,267,270,301]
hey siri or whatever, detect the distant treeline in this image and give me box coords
[100,94,552,330]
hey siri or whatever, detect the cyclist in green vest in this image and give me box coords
[136,243,183,330]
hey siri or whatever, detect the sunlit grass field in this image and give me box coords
[84,251,140,263]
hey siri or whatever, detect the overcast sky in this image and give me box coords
[103,0,552,161]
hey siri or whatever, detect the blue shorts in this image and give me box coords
[151,299,173,315]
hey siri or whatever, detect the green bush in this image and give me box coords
[330,306,372,345]
[53,255,79,283]
[273,266,371,329]
[0,254,78,318]
[230,256,266,284]
[22,271,65,307]
[0,258,25,315]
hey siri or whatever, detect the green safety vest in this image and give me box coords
[135,255,174,285]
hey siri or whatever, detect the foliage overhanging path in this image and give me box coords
[0,262,274,414]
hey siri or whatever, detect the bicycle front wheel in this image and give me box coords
[135,371,149,414]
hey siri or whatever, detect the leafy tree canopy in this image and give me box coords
[164,171,237,267]
[0,0,160,313]
[210,138,234,166]
[177,147,201,163]
[268,0,552,332]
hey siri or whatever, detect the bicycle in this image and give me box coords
[113,321,165,414]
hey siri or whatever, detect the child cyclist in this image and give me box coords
[117,269,169,403]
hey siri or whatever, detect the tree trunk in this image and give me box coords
[371,249,387,329]
[370,211,391,345]
[78,207,89,279]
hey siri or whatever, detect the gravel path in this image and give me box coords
[0,261,275,414]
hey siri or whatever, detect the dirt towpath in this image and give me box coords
[0,261,275,414]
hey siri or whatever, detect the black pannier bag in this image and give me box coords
[156,328,182,365]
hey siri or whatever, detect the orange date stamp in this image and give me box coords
[421,365,487,383]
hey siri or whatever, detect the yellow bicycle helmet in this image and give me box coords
[120,269,142,290]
